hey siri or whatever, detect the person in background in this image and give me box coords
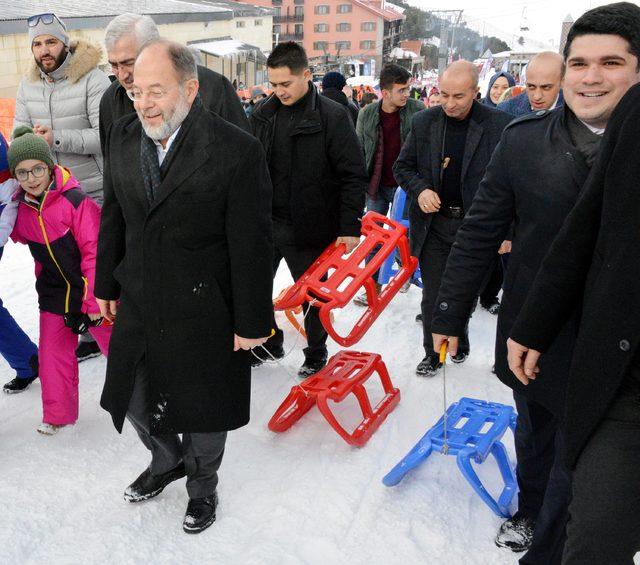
[0,131,39,394]
[482,71,515,107]
[245,86,266,118]
[427,87,441,108]
[498,52,565,117]
[360,91,378,107]
[8,127,112,435]
[321,72,359,126]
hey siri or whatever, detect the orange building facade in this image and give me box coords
[235,0,404,73]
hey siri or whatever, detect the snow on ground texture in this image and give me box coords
[0,241,521,565]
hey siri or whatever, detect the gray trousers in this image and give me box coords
[127,361,227,499]
[562,379,640,564]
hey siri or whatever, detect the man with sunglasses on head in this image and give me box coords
[99,13,249,155]
[14,13,111,363]
[14,13,110,204]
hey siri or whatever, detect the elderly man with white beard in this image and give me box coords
[95,39,274,534]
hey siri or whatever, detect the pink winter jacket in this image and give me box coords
[11,165,102,315]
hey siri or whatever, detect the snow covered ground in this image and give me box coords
[0,241,523,565]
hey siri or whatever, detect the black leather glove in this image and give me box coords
[63,312,102,335]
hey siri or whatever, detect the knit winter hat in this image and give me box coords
[8,126,54,174]
[27,13,70,47]
[322,72,347,91]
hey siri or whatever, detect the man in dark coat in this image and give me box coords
[393,60,512,376]
[431,3,640,561]
[95,39,273,534]
[508,82,640,565]
[99,13,249,153]
[249,42,367,378]
[321,71,359,125]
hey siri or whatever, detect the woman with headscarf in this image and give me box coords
[482,71,516,107]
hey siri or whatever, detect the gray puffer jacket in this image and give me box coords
[14,40,110,202]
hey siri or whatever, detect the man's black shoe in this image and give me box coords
[415,313,423,323]
[183,492,218,534]
[495,513,535,552]
[75,340,102,362]
[250,343,284,368]
[124,462,186,502]
[297,358,327,379]
[451,351,469,364]
[481,298,501,315]
[3,375,38,394]
[416,354,442,377]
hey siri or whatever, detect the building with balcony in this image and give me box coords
[235,0,404,75]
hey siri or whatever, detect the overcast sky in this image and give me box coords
[409,0,639,50]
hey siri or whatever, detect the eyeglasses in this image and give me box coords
[27,13,67,29]
[126,83,183,102]
[15,165,48,182]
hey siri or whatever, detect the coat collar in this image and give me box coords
[252,82,323,135]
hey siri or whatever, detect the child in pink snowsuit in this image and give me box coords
[8,127,112,434]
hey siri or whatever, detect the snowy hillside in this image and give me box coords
[0,240,523,565]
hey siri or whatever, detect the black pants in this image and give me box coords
[514,392,572,565]
[127,360,227,499]
[562,380,640,564]
[267,220,328,362]
[419,214,470,355]
[480,258,503,304]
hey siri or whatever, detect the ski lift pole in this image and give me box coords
[440,341,449,454]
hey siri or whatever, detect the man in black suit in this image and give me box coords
[393,60,512,377]
[95,39,273,534]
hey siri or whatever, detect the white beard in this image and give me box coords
[138,92,191,141]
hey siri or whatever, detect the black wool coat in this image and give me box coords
[393,101,513,256]
[99,65,250,153]
[95,102,273,435]
[321,87,359,126]
[510,83,640,468]
[249,84,367,249]
[431,106,593,416]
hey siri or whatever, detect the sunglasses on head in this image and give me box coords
[27,13,66,30]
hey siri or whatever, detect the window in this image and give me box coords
[360,40,375,49]
[315,5,329,14]
[336,23,351,32]
[335,41,351,50]
[255,19,263,26]
[295,24,303,34]
[294,0,304,4]
[273,24,281,34]
[337,4,352,13]
[294,6,304,16]
[273,7,281,16]
[314,23,329,32]
[361,21,376,31]
[314,41,329,50]
[236,21,245,28]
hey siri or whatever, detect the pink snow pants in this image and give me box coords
[39,311,112,425]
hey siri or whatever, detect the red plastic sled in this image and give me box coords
[268,351,401,447]
[273,211,417,347]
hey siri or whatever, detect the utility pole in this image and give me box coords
[429,9,464,73]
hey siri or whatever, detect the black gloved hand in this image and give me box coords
[63,312,100,335]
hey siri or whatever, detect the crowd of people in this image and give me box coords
[0,2,638,560]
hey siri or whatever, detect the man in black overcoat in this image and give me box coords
[430,3,640,561]
[95,39,273,534]
[508,82,640,565]
[249,42,367,378]
[393,60,512,376]
[99,13,250,155]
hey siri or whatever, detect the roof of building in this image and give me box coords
[352,0,405,22]
[177,0,273,18]
[195,38,267,61]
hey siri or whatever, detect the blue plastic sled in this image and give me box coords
[377,187,422,288]
[383,397,518,518]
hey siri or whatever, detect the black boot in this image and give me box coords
[3,354,39,394]
[250,331,284,368]
[415,353,442,377]
[124,462,186,502]
[495,512,535,552]
[183,492,218,534]
[481,298,501,315]
[297,358,327,379]
[75,340,102,362]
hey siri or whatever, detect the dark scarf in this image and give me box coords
[139,101,199,204]
[566,107,603,168]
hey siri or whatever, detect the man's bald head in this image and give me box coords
[525,51,564,111]
[439,60,479,120]
[441,60,480,89]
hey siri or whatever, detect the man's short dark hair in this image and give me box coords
[379,64,412,91]
[267,41,308,73]
[564,2,640,67]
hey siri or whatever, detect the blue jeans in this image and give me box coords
[365,186,398,272]
[0,246,38,378]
